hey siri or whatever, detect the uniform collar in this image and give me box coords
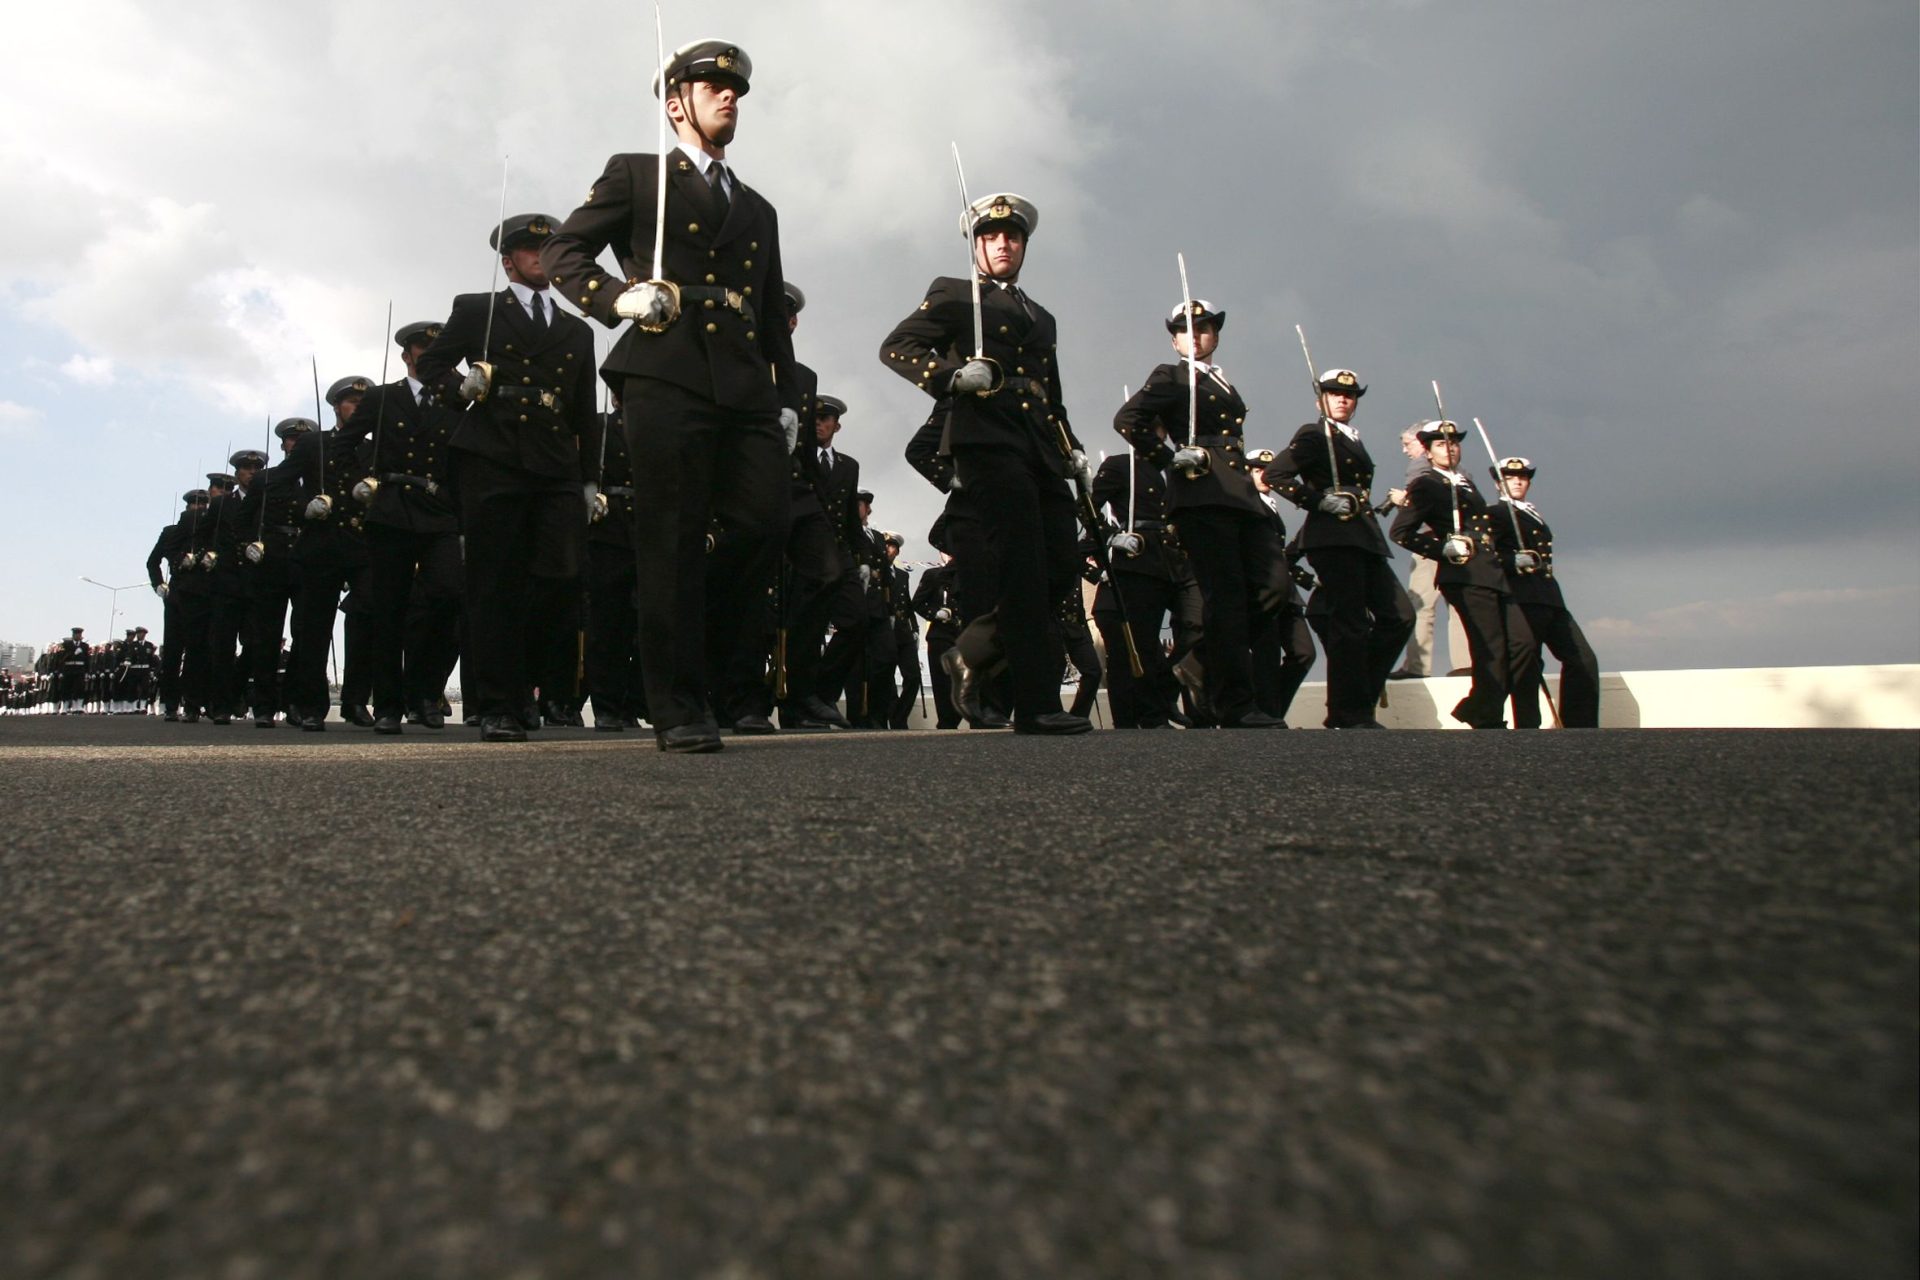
[507,280,551,311]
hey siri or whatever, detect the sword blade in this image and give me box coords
[652,3,669,281]
[1296,324,1340,489]
[1177,252,1196,445]
[950,143,984,358]
[482,155,510,361]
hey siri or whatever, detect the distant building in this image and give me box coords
[0,641,36,671]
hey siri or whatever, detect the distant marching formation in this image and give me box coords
[4,35,1601,738]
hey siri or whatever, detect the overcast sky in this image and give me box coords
[2,0,1915,673]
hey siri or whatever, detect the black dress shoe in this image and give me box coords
[254,712,276,728]
[481,714,528,742]
[656,724,723,753]
[374,713,403,735]
[464,713,481,727]
[968,707,1011,730]
[1221,711,1283,729]
[208,713,231,726]
[302,715,326,732]
[594,717,626,732]
[797,694,850,729]
[1014,712,1092,736]
[163,708,179,722]
[1387,668,1423,681]
[732,713,777,735]
[341,705,374,727]
[415,703,445,729]
[1333,718,1386,730]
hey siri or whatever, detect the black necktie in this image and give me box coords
[529,292,547,330]
[707,163,731,220]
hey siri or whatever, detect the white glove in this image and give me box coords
[351,477,378,503]
[780,407,800,453]
[1171,446,1208,477]
[243,542,266,564]
[1317,491,1357,518]
[614,281,678,326]
[1442,533,1477,565]
[459,363,492,402]
[1512,550,1541,573]
[1108,531,1145,557]
[858,563,875,589]
[950,360,996,394]
[153,583,169,600]
[1069,448,1093,492]
[200,550,220,570]
[934,607,954,623]
[305,495,333,522]
[584,483,606,523]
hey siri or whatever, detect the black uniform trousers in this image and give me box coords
[158,594,183,711]
[1252,606,1316,721]
[340,587,374,712]
[247,554,298,716]
[924,628,961,728]
[174,588,213,714]
[1060,609,1103,722]
[1177,506,1286,725]
[288,533,364,720]
[624,377,788,733]
[1442,583,1541,728]
[585,538,643,723]
[950,443,1078,723]
[888,634,923,728]
[815,573,872,714]
[1094,570,1203,729]
[1302,546,1414,727]
[208,583,250,714]
[1520,603,1600,728]
[781,508,845,709]
[455,453,582,722]
[365,525,463,717]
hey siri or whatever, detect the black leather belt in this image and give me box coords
[681,285,756,326]
[268,524,299,536]
[998,376,1050,403]
[495,385,565,414]
[382,473,443,495]
[1191,433,1243,448]
[603,485,635,497]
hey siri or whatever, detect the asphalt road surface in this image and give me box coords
[2,718,1914,1279]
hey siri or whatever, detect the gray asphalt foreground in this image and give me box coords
[0,720,1914,1280]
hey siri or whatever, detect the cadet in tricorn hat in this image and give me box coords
[542,37,804,752]
[880,190,1093,735]
[355,319,462,733]
[419,212,597,742]
[1389,421,1538,728]
[1491,456,1599,727]
[1265,365,1413,728]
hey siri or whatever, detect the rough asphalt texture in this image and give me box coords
[1,718,1914,1279]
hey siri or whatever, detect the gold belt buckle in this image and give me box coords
[725,289,744,312]
[538,390,557,410]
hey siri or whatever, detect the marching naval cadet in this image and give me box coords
[1265,367,1414,729]
[287,377,375,730]
[55,627,88,713]
[542,38,804,754]
[147,489,206,720]
[780,390,862,730]
[817,484,886,726]
[204,449,267,724]
[175,472,234,721]
[1492,456,1600,728]
[1114,300,1287,728]
[419,214,597,743]
[1389,422,1540,728]
[355,320,464,734]
[245,419,312,726]
[879,190,1092,735]
[120,626,157,714]
[881,533,923,730]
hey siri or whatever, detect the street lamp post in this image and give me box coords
[78,577,146,644]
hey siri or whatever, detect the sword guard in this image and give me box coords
[969,355,1005,397]
[633,279,681,334]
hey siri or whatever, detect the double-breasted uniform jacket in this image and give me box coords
[904,399,958,493]
[584,409,638,551]
[252,453,306,564]
[815,449,868,561]
[417,289,596,483]
[1089,453,1189,582]
[912,563,963,641]
[889,565,917,640]
[290,430,371,568]
[1266,421,1392,557]
[540,150,801,416]
[351,379,460,534]
[204,488,253,598]
[1390,469,1507,592]
[787,361,826,510]
[1493,499,1566,609]
[879,275,1083,477]
[147,516,192,590]
[1113,361,1263,515]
